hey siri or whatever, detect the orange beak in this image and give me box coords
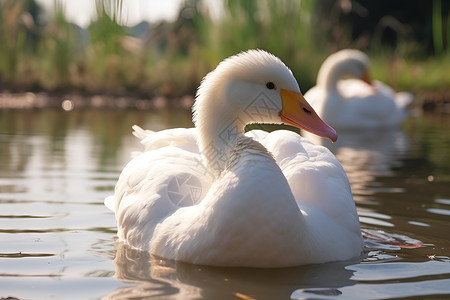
[279,89,337,142]
[361,70,377,92]
[362,70,374,85]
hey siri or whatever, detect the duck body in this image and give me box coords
[106,50,363,267]
[305,49,413,129]
[110,128,362,267]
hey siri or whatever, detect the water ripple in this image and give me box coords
[291,278,450,300]
[427,208,450,216]
[0,252,55,258]
[347,260,450,281]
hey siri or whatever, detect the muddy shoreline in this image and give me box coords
[0,91,195,111]
[0,90,449,113]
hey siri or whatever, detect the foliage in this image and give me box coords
[0,0,448,99]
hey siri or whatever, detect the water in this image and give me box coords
[0,108,449,299]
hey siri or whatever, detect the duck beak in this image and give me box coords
[362,70,374,85]
[279,89,337,142]
[362,70,377,92]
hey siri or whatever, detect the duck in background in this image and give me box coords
[304,49,413,130]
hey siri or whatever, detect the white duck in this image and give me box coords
[305,49,413,129]
[105,50,363,268]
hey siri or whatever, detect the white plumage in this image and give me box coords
[305,49,413,129]
[106,50,363,267]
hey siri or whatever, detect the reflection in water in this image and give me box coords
[0,108,194,299]
[303,128,409,199]
[108,241,450,300]
[106,242,357,300]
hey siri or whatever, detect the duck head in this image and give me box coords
[193,49,337,142]
[317,49,373,89]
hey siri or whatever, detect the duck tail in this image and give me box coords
[395,92,414,109]
[132,125,154,141]
[104,196,115,212]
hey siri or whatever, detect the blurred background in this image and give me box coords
[0,0,449,110]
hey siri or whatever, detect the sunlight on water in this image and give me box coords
[0,109,449,299]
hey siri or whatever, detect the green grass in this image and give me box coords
[0,0,448,101]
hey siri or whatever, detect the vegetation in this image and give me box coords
[0,0,448,103]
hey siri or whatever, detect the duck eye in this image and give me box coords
[266,82,276,90]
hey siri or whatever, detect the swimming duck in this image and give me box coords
[305,49,413,129]
[105,50,363,267]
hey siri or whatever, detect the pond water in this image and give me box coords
[0,108,449,299]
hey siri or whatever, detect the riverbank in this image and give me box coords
[0,91,194,111]
[0,90,448,114]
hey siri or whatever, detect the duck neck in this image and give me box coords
[195,100,246,178]
[317,60,343,98]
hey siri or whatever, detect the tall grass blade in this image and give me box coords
[432,0,444,55]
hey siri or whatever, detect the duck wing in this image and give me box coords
[249,129,361,235]
[108,127,212,250]
[373,81,414,109]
